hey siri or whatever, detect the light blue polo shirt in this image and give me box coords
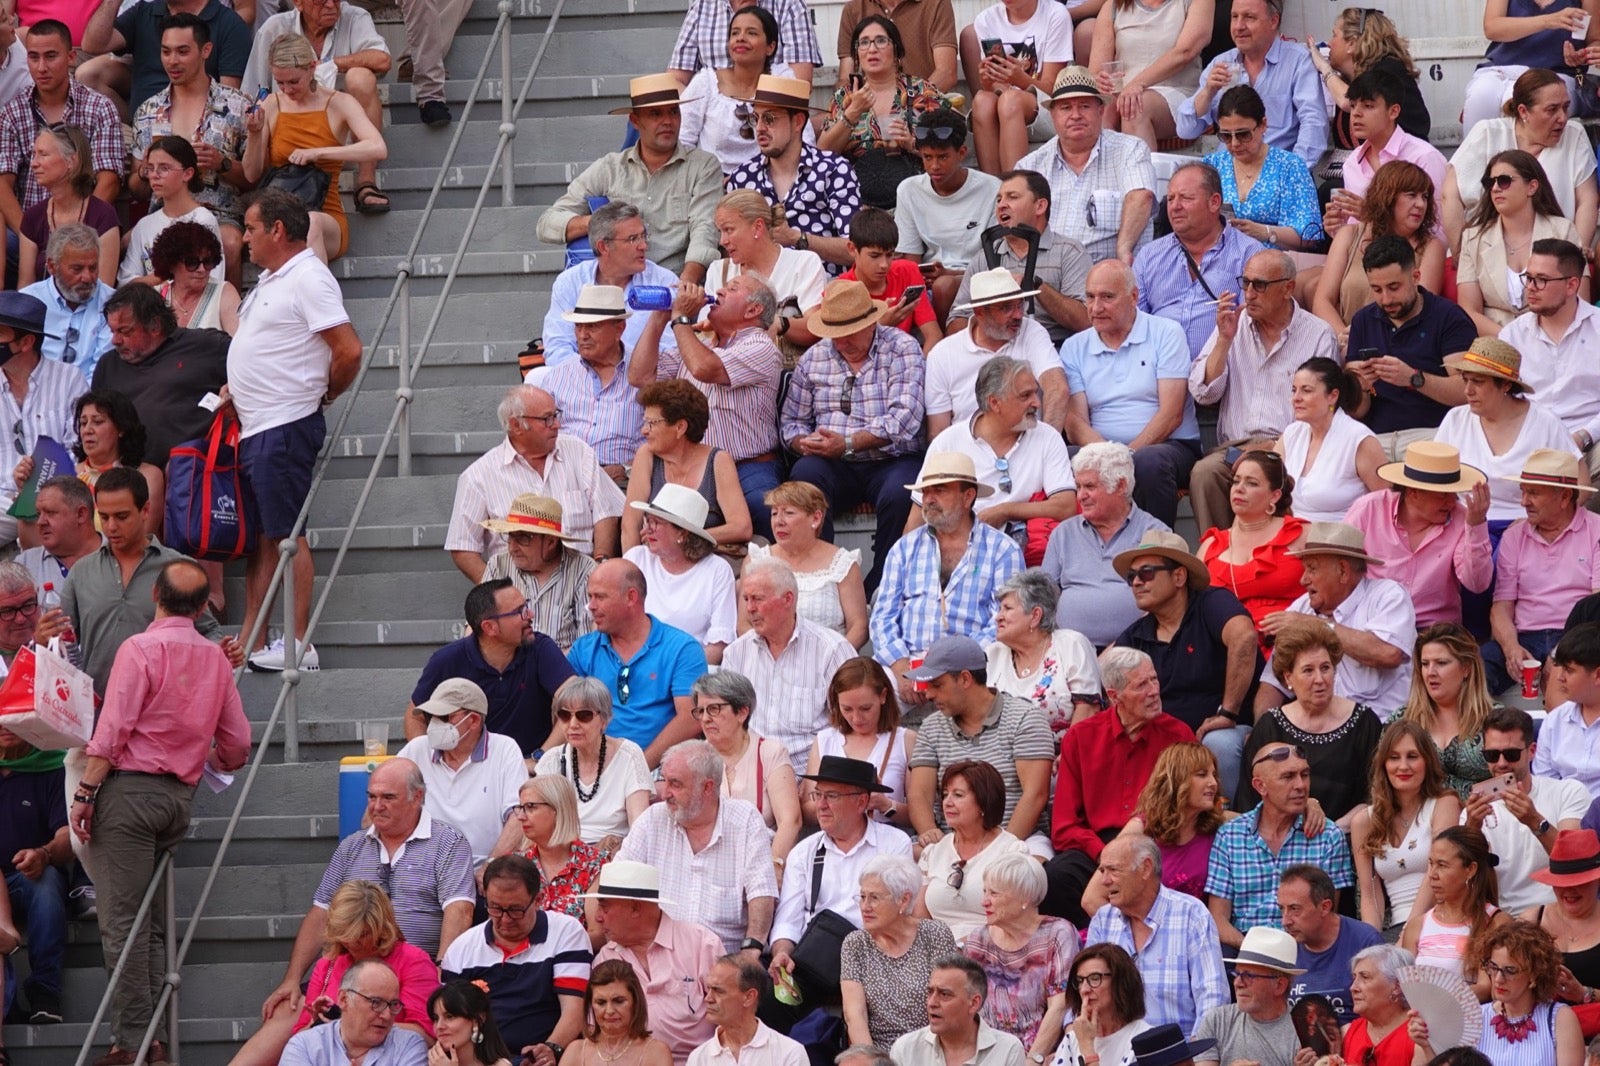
[1059,310,1200,444]
[568,614,708,748]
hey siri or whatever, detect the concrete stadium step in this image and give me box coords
[238,667,425,726]
[188,763,354,819]
[51,960,289,1027]
[343,207,566,261]
[182,811,343,867]
[3,1014,273,1066]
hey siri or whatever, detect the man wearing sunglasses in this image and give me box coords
[279,959,428,1066]
[1464,707,1587,915]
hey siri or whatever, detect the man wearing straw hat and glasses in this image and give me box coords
[542,284,645,485]
[1192,927,1309,1066]
[480,494,596,652]
[781,278,926,595]
[537,75,722,282]
[923,266,1067,435]
[1343,441,1492,628]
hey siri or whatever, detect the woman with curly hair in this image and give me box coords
[1402,826,1511,999]
[621,379,752,551]
[1352,719,1463,938]
[561,960,673,1066]
[148,220,241,334]
[1398,624,1498,800]
[429,979,515,1066]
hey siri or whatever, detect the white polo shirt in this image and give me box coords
[227,248,350,438]
[923,415,1075,510]
[396,728,528,864]
[924,316,1065,423]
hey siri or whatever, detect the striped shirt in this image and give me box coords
[1017,130,1156,263]
[0,357,87,513]
[445,436,625,558]
[908,690,1056,835]
[616,797,779,952]
[541,355,643,467]
[440,912,592,1054]
[482,547,596,651]
[654,327,783,459]
[0,83,125,210]
[542,258,681,368]
[313,812,476,957]
[870,521,1024,664]
[1085,886,1230,1038]
[1206,806,1356,932]
[722,617,855,773]
[780,326,926,459]
[1188,303,1340,441]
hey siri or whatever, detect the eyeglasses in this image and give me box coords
[1252,744,1307,766]
[1123,562,1178,585]
[1353,7,1382,35]
[752,110,788,129]
[1520,272,1578,291]
[691,701,735,720]
[482,603,531,622]
[1236,275,1293,292]
[1085,196,1098,231]
[993,456,1012,494]
[349,992,405,1015]
[855,35,892,50]
[11,418,23,455]
[181,256,219,272]
[1071,972,1109,990]
[857,891,895,905]
[1482,746,1524,763]
[1231,970,1282,985]
[510,801,554,815]
[613,230,650,246]
[486,902,533,919]
[1215,127,1257,144]
[947,859,968,891]
[147,163,185,176]
[840,372,858,416]
[641,416,669,431]
[816,789,866,804]
[1481,173,1519,191]
[618,663,632,705]
[556,707,598,723]
[518,409,562,427]
[1482,961,1524,978]
[913,125,958,143]
[0,598,37,621]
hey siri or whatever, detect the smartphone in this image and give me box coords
[1469,773,1515,802]
[1356,346,1378,362]
[918,261,939,278]
[849,71,865,93]
[901,284,927,304]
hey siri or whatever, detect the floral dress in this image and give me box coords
[1203,144,1325,243]
[530,839,606,922]
[821,73,947,155]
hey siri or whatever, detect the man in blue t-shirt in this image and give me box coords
[1280,863,1382,1023]
[79,0,251,119]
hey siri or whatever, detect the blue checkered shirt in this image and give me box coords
[1206,806,1355,933]
[869,521,1023,662]
[1085,885,1230,1038]
[780,325,925,459]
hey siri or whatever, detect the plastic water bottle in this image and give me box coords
[626,286,716,312]
[41,582,80,666]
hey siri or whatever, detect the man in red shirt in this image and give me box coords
[1042,645,1194,926]
[70,558,251,1066]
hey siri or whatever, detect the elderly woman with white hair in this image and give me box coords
[963,852,1076,1062]
[514,775,606,944]
[693,670,802,866]
[986,568,1102,734]
[1041,442,1171,649]
[1341,942,1422,1065]
[534,676,653,847]
[841,854,959,1050]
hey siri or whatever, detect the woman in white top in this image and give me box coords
[985,568,1100,736]
[961,0,1074,174]
[534,676,652,846]
[120,135,224,285]
[1053,944,1152,1066]
[679,7,808,174]
[1085,0,1213,149]
[1402,825,1510,999]
[914,760,1030,944]
[1275,357,1386,523]
[1445,68,1598,256]
[803,657,917,826]
[706,190,827,349]
[693,669,802,864]
[1436,337,1583,526]
[744,480,867,647]
[1351,719,1462,937]
[623,483,737,663]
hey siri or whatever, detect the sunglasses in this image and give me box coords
[1215,127,1257,144]
[1236,275,1293,292]
[1252,744,1307,766]
[734,102,754,141]
[1123,562,1178,586]
[913,125,958,143]
[182,256,220,272]
[555,708,598,723]
[1482,747,1524,763]
[994,456,1012,494]
[947,858,967,891]
[1481,173,1519,191]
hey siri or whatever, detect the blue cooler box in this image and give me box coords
[339,755,393,838]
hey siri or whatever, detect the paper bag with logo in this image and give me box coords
[0,639,94,750]
[165,411,258,561]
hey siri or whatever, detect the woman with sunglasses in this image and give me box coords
[1398,624,1496,801]
[680,6,812,175]
[691,669,802,869]
[120,135,223,285]
[914,760,1028,945]
[534,676,652,848]
[147,220,241,334]
[1456,150,1587,336]
[16,125,118,288]
[513,775,606,945]
[1273,357,1386,523]
[1402,826,1510,998]
[1202,85,1323,251]
[1237,618,1383,824]
[428,979,515,1066]
[819,17,944,208]
[1198,449,1306,640]
[1056,944,1151,1066]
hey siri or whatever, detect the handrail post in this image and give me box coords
[499,0,514,206]
[397,264,413,477]
[281,539,300,762]
[163,860,179,1065]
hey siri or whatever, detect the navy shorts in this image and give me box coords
[238,410,327,539]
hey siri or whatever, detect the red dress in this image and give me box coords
[1342,1017,1417,1066]
[1200,517,1307,634]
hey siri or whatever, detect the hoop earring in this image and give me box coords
[473,1027,483,1045]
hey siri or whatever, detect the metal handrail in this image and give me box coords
[74,0,571,1059]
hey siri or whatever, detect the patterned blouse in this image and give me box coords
[529,839,606,922]
[963,916,1079,1048]
[1203,144,1325,243]
[821,74,946,157]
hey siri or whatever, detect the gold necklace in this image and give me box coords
[595,1038,638,1063]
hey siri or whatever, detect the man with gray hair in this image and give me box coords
[446,384,626,572]
[540,201,680,373]
[631,273,784,536]
[17,475,100,596]
[616,739,778,953]
[278,959,428,1065]
[21,223,115,380]
[0,559,41,668]
[890,955,1023,1066]
[722,556,854,772]
[1084,835,1229,1037]
[919,356,1076,550]
[838,1047,894,1066]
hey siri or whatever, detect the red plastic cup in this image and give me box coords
[910,653,927,693]
[1522,659,1541,700]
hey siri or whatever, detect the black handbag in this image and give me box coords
[787,845,856,988]
[262,162,331,211]
[853,145,923,210]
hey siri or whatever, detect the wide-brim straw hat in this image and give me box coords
[580,860,676,903]
[1111,530,1210,590]
[561,283,632,323]
[1227,927,1308,976]
[629,482,717,544]
[1288,521,1384,566]
[609,73,698,115]
[1503,448,1599,495]
[1376,441,1486,493]
[952,266,1040,314]
[481,493,584,542]
[746,73,827,114]
[904,452,995,498]
[805,278,890,339]
[1443,336,1533,392]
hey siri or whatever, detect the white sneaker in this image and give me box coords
[247,637,321,672]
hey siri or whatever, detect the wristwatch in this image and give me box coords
[543,1042,566,1061]
[1408,371,1426,390]
[740,937,766,953]
[671,314,696,328]
[1216,706,1239,722]
[1537,818,1552,836]
[795,231,810,251]
[1029,1055,1046,1064]
[843,435,856,459]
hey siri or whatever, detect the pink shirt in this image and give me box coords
[595,912,721,1066]
[1495,508,1600,631]
[294,941,441,1037]
[1344,489,1493,627]
[1340,127,1448,225]
[86,616,250,784]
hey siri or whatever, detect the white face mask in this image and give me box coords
[427,719,462,751]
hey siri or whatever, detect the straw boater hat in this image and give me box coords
[952,267,1040,314]
[560,284,631,324]
[1532,829,1600,888]
[1047,65,1100,103]
[748,73,826,114]
[904,452,994,498]
[580,860,676,904]
[1111,530,1211,590]
[1288,521,1384,566]
[1504,448,1600,495]
[1376,441,1486,494]
[629,482,717,544]
[481,494,583,542]
[608,73,698,115]
[1443,336,1533,392]
[804,278,890,339]
[1227,927,1308,976]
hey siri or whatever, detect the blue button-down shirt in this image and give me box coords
[1206,806,1355,932]
[1177,36,1330,167]
[21,278,115,382]
[281,1019,428,1066]
[540,257,680,368]
[1133,227,1265,359]
[1086,885,1230,1038]
[870,520,1023,663]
